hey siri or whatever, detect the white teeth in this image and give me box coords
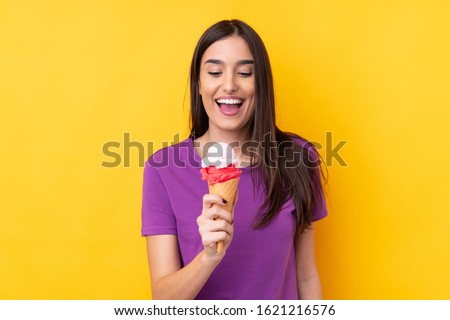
[216,98,243,104]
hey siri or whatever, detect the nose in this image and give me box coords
[223,72,238,93]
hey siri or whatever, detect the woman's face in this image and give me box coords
[199,36,255,139]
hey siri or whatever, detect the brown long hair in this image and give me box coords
[189,19,325,234]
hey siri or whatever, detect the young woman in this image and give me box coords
[141,19,328,300]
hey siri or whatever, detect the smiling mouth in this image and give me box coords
[215,98,243,116]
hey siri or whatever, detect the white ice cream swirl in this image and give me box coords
[201,142,237,168]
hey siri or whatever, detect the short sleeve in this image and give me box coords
[308,147,328,222]
[141,159,177,236]
[310,177,328,222]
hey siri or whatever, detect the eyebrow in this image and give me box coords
[204,59,254,65]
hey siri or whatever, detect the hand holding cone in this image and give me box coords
[200,142,242,253]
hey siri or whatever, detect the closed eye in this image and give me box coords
[238,72,252,77]
[208,72,222,77]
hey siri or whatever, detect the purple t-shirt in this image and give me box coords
[141,137,327,299]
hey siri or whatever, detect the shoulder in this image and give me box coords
[145,137,193,169]
[282,132,319,156]
[276,131,322,168]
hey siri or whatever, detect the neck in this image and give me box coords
[202,127,251,145]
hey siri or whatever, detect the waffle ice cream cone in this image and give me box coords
[200,142,243,253]
[208,177,240,253]
[208,177,240,212]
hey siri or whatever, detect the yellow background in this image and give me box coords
[1,0,449,299]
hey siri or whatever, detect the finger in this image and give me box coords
[198,217,234,238]
[202,231,231,247]
[207,206,233,224]
[209,219,234,236]
[202,194,227,209]
[198,209,233,228]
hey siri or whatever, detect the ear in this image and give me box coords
[198,81,202,95]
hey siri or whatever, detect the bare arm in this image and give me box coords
[146,194,234,299]
[295,225,323,299]
[147,235,218,299]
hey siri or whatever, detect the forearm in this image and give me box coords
[152,250,220,300]
[297,274,323,300]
